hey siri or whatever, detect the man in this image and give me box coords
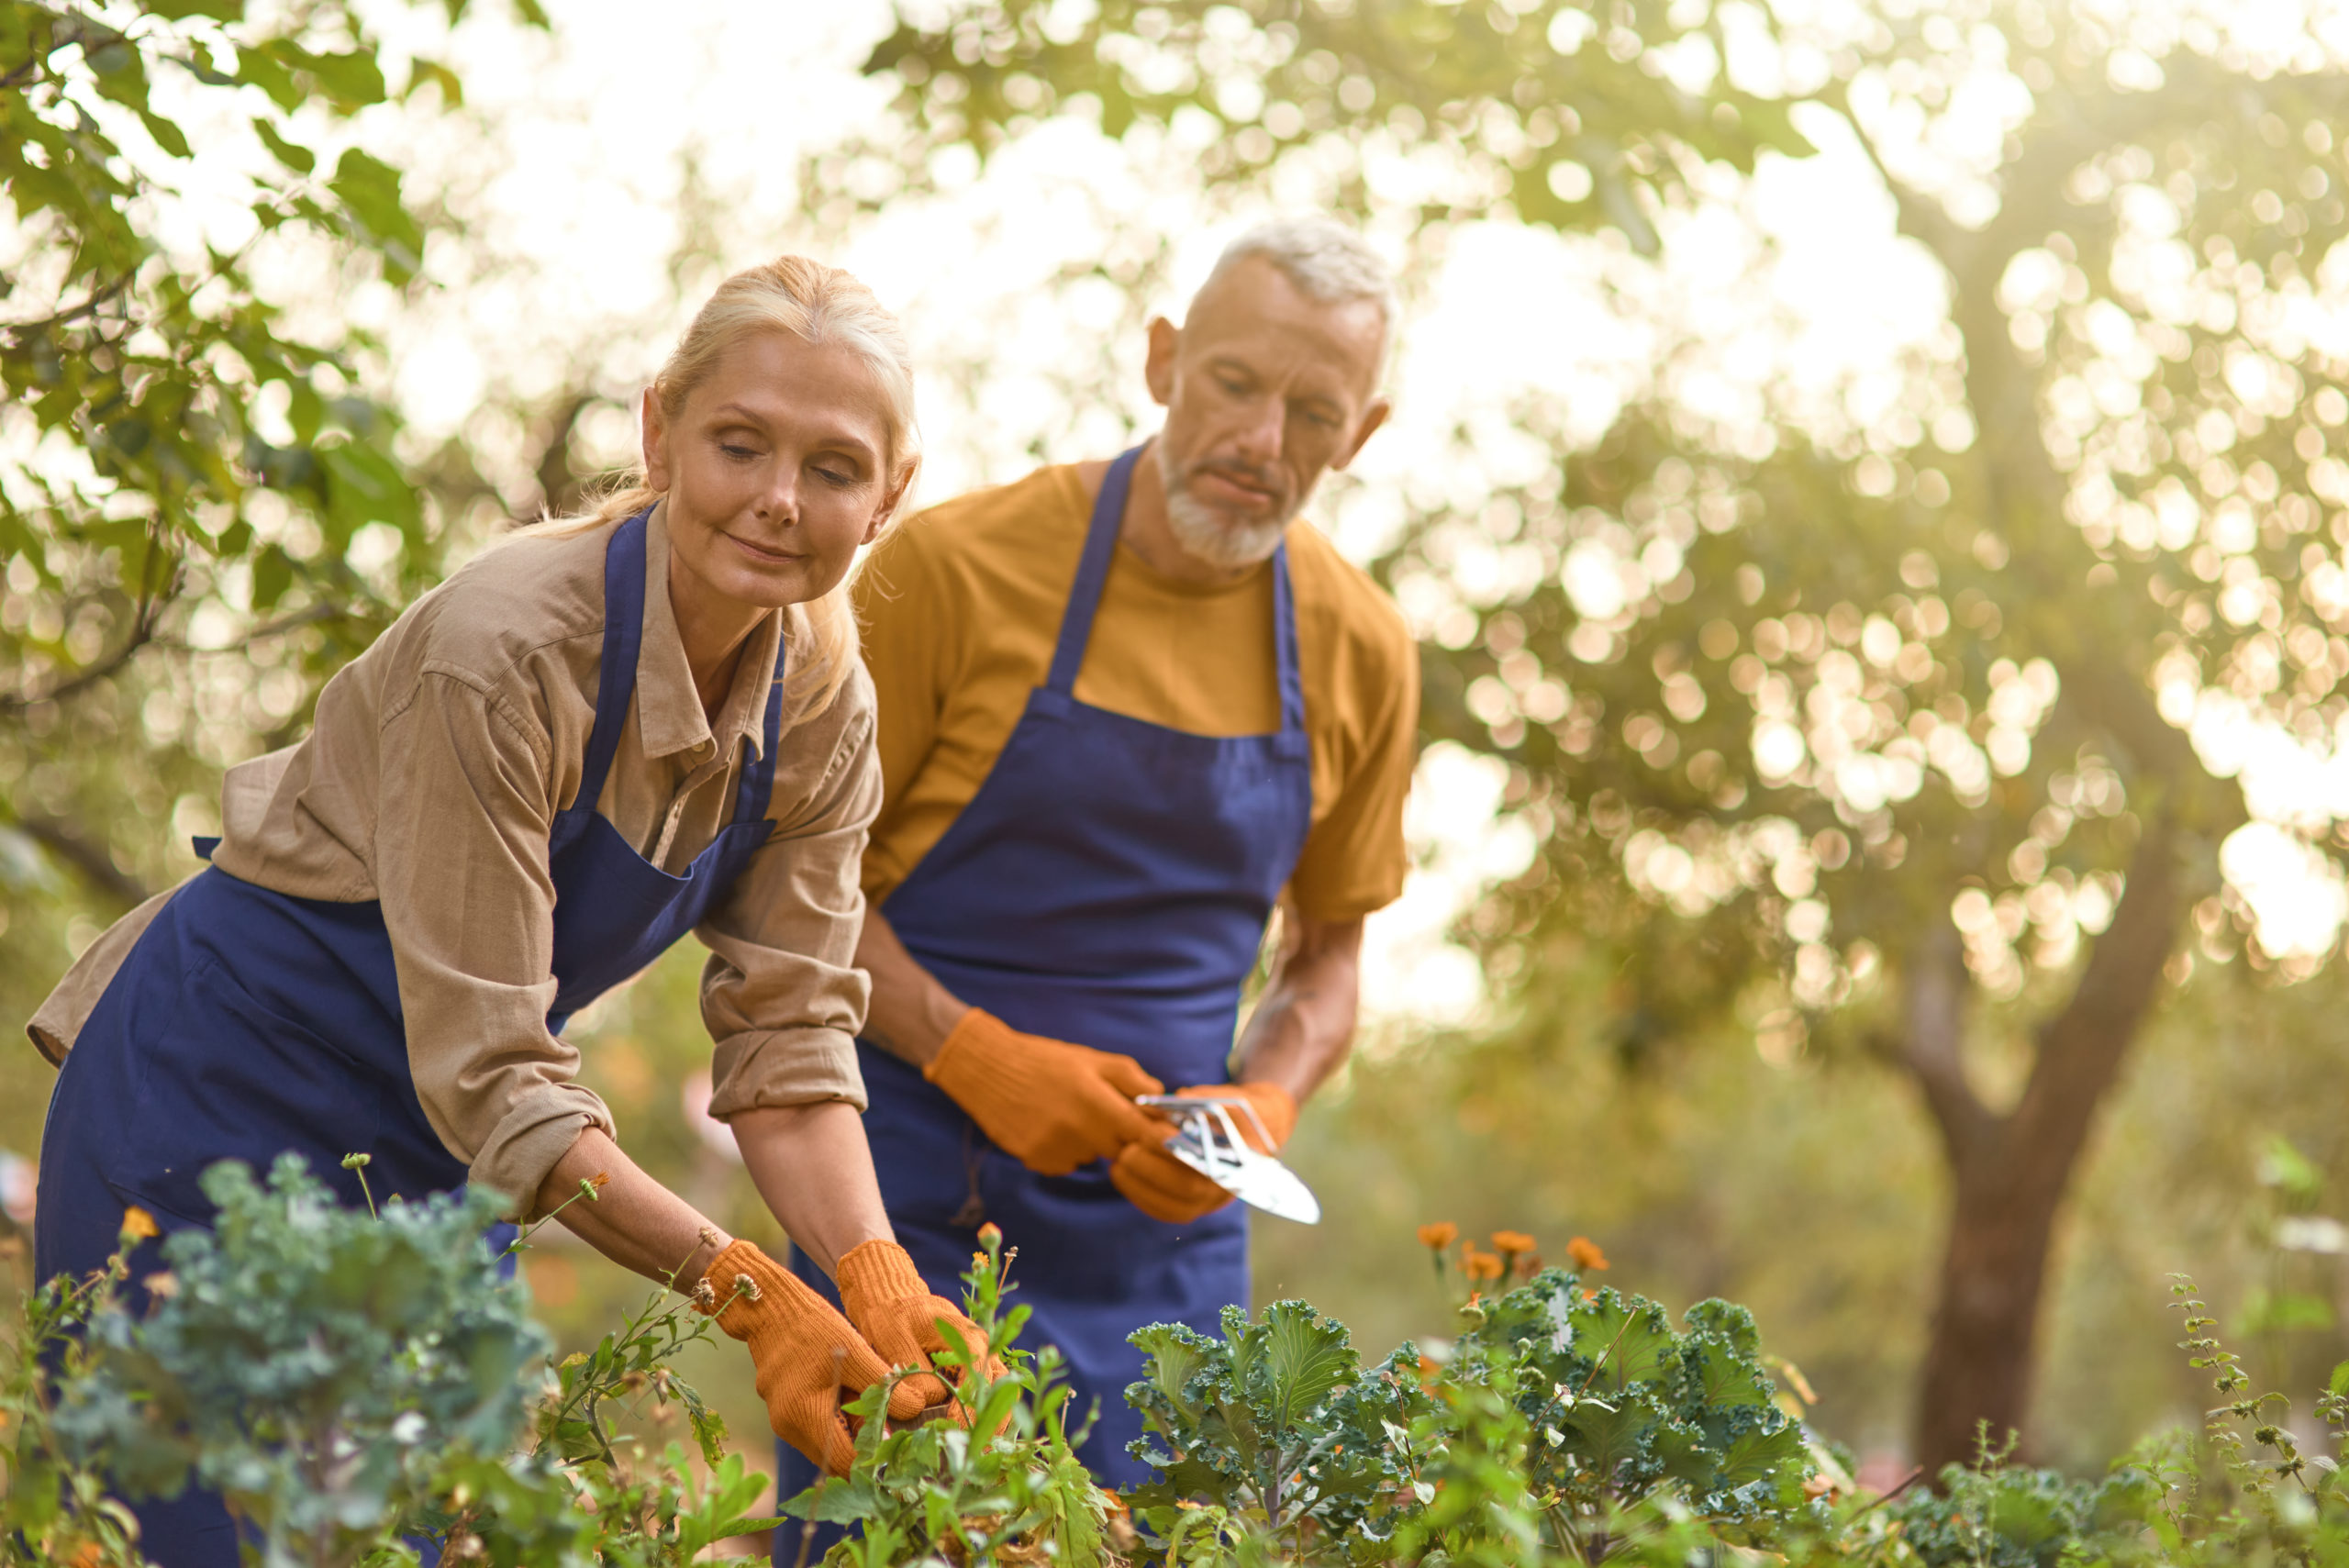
[788,217,1418,1491]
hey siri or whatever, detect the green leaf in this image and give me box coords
[404,57,464,106]
[250,117,316,174]
[328,147,426,280]
[302,46,390,110]
[1252,1301,1355,1436]
[250,543,293,611]
[232,42,302,112]
[1129,1321,1215,1421]
[136,107,192,159]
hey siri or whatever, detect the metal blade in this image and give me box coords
[1136,1094,1322,1225]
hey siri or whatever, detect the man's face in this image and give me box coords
[1147,256,1390,571]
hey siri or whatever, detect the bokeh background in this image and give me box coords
[11,0,2349,1520]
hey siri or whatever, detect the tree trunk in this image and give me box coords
[1912,1113,2070,1472]
[1903,813,2184,1474]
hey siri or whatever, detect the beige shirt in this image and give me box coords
[29,505,877,1210]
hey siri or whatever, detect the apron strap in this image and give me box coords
[1270,541,1305,734]
[731,651,787,828]
[573,509,651,819]
[1047,443,1307,733]
[1043,446,1141,696]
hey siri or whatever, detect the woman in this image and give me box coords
[29,257,983,1563]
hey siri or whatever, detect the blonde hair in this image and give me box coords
[524,254,919,718]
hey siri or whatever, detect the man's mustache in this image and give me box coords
[1180,458,1290,505]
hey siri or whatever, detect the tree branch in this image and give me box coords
[17,813,149,907]
[0,599,346,715]
[2009,810,2184,1179]
[1900,917,1998,1171]
[0,269,135,341]
[0,622,156,714]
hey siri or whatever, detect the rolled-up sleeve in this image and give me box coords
[700,684,881,1120]
[373,662,615,1218]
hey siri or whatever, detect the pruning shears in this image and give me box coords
[1134,1094,1322,1225]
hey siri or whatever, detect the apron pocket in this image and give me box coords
[116,956,390,1221]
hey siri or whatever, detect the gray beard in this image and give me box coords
[1158,446,1292,571]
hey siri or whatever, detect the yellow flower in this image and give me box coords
[1566,1236,1609,1273]
[1416,1221,1458,1251]
[119,1207,159,1241]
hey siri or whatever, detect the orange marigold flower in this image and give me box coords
[1566,1236,1609,1272]
[119,1206,159,1241]
[1462,1247,1504,1282]
[1490,1229,1536,1256]
[1417,1221,1458,1251]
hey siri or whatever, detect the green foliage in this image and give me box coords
[0,0,514,726]
[859,0,2349,1464]
[779,1225,1118,1568]
[0,1157,785,1565]
[2,1244,147,1564]
[852,0,1811,252]
[1124,1270,1819,1565]
[1127,1299,1428,1553]
[25,1175,2349,1568]
[47,1157,544,1566]
[1888,1461,2156,1568]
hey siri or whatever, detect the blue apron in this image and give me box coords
[32,508,784,1566]
[781,445,1315,1507]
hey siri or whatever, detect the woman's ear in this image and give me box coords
[639,387,671,491]
[866,457,920,544]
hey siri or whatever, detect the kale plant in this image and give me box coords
[50,1155,544,1568]
[1124,1270,1820,1565]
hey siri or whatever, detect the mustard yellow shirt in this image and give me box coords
[856,462,1418,922]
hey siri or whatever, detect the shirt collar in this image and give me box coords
[639,501,785,763]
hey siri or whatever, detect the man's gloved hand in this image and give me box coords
[699,1240,924,1475]
[923,1007,1166,1175]
[836,1238,1007,1417]
[1110,1081,1299,1225]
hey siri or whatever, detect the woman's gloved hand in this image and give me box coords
[1110,1081,1298,1226]
[836,1238,1008,1416]
[698,1240,925,1474]
[923,1007,1165,1175]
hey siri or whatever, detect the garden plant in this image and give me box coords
[3,1158,2347,1568]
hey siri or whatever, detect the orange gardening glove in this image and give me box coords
[836,1238,1008,1417]
[1110,1081,1299,1226]
[923,1007,1167,1175]
[699,1240,925,1475]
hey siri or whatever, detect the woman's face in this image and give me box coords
[643,330,908,614]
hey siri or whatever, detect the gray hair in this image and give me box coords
[1197,215,1397,377]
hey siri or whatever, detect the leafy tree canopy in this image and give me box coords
[852,0,2349,1464]
[1,0,541,722]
